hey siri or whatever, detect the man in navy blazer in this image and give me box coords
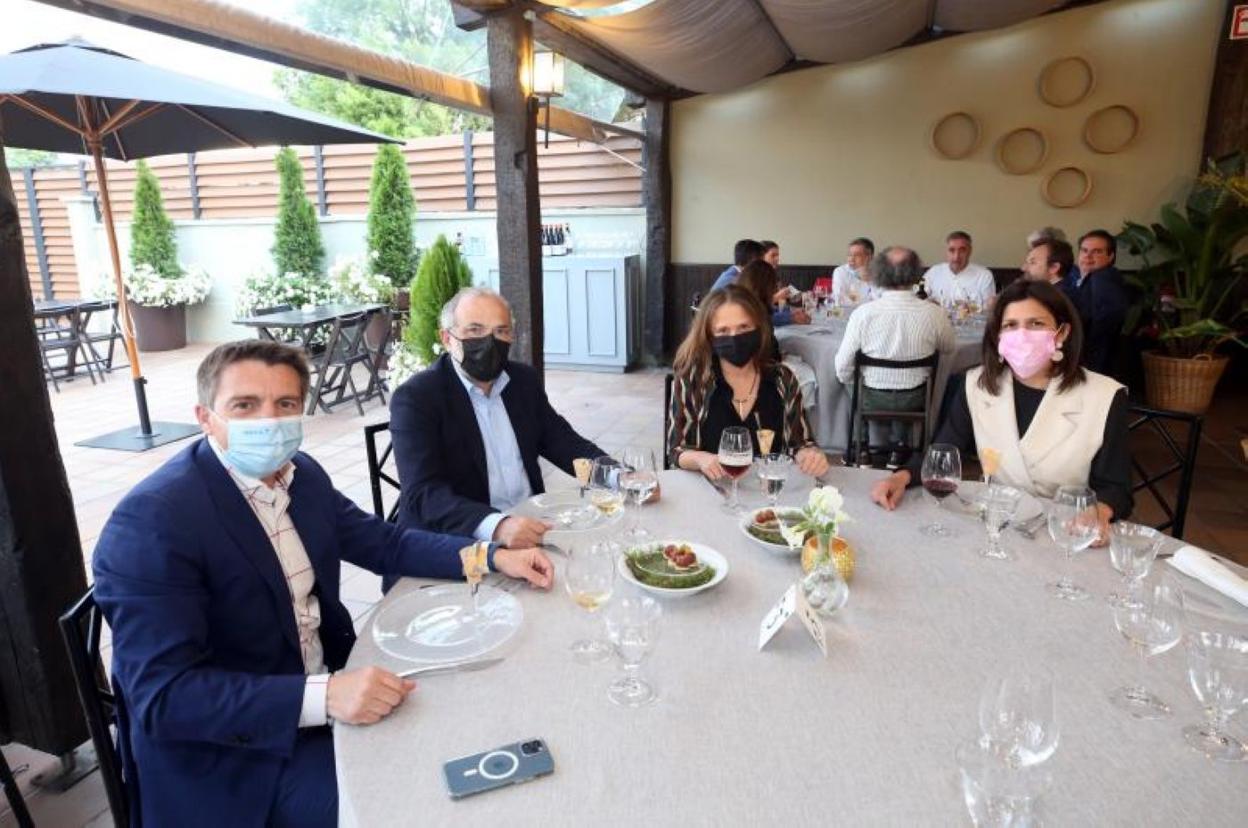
[92,340,553,827]
[389,287,606,559]
[1070,229,1131,377]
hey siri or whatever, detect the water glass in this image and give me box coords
[956,739,1052,828]
[717,427,754,514]
[619,447,659,541]
[978,485,1023,560]
[1109,577,1184,718]
[588,456,624,518]
[919,444,962,537]
[1107,522,1162,608]
[604,595,662,707]
[978,670,1059,768]
[758,453,792,507]
[563,540,617,663]
[1046,486,1099,601]
[1183,628,1248,762]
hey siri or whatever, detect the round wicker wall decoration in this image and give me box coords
[1037,56,1095,108]
[1083,104,1139,154]
[929,111,981,160]
[995,127,1049,175]
[1042,166,1093,208]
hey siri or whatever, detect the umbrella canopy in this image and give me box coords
[0,38,395,157]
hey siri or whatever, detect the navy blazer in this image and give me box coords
[1067,266,1130,376]
[389,354,605,539]
[92,439,473,827]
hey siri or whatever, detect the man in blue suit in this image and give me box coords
[1070,229,1131,377]
[389,288,605,567]
[92,340,554,827]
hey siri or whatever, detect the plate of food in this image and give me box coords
[618,540,729,598]
[530,490,622,532]
[739,507,806,556]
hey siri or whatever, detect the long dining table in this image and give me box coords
[335,468,1247,826]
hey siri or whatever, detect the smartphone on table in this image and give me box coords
[443,738,554,800]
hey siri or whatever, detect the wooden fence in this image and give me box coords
[15,130,643,300]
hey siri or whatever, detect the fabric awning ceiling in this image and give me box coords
[554,0,1073,94]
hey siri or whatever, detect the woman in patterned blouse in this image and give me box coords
[667,285,829,480]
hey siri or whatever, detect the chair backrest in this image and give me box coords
[1126,404,1202,539]
[325,311,371,363]
[662,373,675,470]
[364,420,401,522]
[58,588,129,827]
[848,351,940,462]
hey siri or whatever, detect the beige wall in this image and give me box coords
[671,0,1225,270]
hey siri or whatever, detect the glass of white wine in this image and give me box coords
[588,457,624,521]
[563,540,617,663]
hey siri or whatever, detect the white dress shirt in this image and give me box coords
[922,262,996,307]
[208,438,330,728]
[831,264,882,306]
[833,290,956,389]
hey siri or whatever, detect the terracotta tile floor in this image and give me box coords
[3,344,1244,826]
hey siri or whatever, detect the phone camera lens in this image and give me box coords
[520,740,542,755]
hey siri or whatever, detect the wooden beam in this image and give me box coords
[1203,0,1248,161]
[641,98,671,362]
[0,143,90,755]
[532,9,687,99]
[487,6,544,374]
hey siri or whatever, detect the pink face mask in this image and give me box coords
[998,328,1059,378]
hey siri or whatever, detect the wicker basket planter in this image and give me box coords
[1141,351,1229,414]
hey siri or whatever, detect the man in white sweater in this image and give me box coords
[923,230,996,308]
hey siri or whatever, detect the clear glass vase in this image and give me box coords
[800,533,849,617]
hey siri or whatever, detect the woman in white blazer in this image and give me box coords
[870,279,1131,546]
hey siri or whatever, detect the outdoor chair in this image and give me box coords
[1,730,34,828]
[362,308,394,399]
[78,300,124,375]
[36,306,99,392]
[58,588,129,828]
[307,310,384,416]
[846,351,939,469]
[364,420,400,522]
[1127,405,1202,539]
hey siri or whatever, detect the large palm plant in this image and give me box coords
[1118,155,1248,359]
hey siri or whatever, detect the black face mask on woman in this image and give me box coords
[711,329,762,368]
[454,334,510,382]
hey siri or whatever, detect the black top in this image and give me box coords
[906,374,1133,518]
[703,362,791,456]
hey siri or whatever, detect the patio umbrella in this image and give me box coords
[0,38,397,450]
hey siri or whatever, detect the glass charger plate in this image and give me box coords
[531,491,623,532]
[371,583,523,665]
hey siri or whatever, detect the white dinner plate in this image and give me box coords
[617,540,729,598]
[530,490,623,532]
[950,481,1045,524]
[371,583,523,665]
[738,506,805,557]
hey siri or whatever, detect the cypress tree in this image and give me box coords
[271,147,325,276]
[408,234,473,362]
[366,144,418,289]
[129,160,180,278]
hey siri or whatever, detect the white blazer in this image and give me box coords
[964,366,1123,499]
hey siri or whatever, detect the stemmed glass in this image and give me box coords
[978,670,1060,769]
[1046,486,1099,601]
[758,453,792,508]
[588,457,624,520]
[1107,522,1162,608]
[604,595,662,707]
[1183,628,1248,762]
[977,484,1023,560]
[619,447,659,541]
[1109,577,1184,719]
[717,427,754,514]
[563,540,617,663]
[919,444,962,537]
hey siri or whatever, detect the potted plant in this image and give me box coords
[367,144,419,310]
[330,254,396,364]
[1118,156,1248,413]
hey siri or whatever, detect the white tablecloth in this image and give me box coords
[776,321,983,451]
[336,469,1248,826]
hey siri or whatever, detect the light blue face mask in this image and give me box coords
[212,413,303,479]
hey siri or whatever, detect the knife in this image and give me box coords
[397,657,504,680]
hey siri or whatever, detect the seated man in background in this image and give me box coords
[831,237,880,306]
[93,340,553,827]
[923,230,996,308]
[835,247,955,467]
[710,238,765,292]
[1071,229,1130,377]
[1022,237,1075,291]
[390,287,606,565]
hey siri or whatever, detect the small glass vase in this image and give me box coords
[800,533,849,618]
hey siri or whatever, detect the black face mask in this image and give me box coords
[712,329,762,368]
[455,334,510,382]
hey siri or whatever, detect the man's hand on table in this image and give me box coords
[493,515,550,548]
[327,667,415,725]
[494,547,555,589]
[796,447,830,477]
[870,471,910,511]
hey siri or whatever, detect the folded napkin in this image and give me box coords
[1166,546,1248,608]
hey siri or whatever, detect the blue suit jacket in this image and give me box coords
[389,354,605,539]
[1066,266,1130,376]
[92,439,472,827]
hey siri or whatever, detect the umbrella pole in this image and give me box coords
[88,137,153,437]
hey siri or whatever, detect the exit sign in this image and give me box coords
[1232,4,1248,39]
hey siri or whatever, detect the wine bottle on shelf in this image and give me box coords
[564,223,575,255]
[541,224,550,257]
[553,223,566,256]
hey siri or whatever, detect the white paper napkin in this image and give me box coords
[1166,546,1248,608]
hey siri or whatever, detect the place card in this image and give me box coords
[758,583,827,656]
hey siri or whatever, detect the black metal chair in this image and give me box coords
[364,420,401,522]
[36,305,100,392]
[1,732,34,828]
[307,310,384,416]
[78,299,124,375]
[662,373,675,469]
[846,351,940,468]
[1127,405,1203,539]
[58,587,128,828]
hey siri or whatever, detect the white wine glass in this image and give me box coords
[1107,522,1162,608]
[588,456,624,520]
[977,484,1023,561]
[919,444,962,537]
[604,595,662,707]
[619,447,659,542]
[758,453,792,508]
[978,669,1059,768]
[717,427,753,514]
[1109,577,1184,719]
[1046,486,1098,601]
[563,540,617,663]
[1183,628,1248,762]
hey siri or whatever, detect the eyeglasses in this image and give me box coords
[452,324,513,340]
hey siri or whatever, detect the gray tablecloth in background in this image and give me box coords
[776,321,983,451]
[336,469,1247,826]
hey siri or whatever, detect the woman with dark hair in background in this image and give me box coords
[737,259,809,328]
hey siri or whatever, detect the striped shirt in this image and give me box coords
[833,290,956,390]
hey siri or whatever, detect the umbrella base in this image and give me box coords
[75,421,200,452]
